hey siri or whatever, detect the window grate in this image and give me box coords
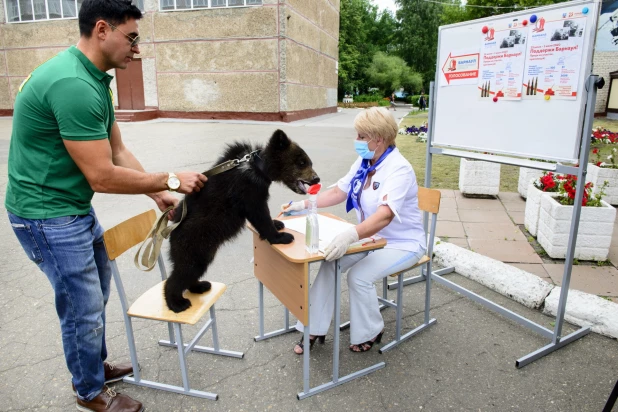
[6,0,143,23]
[160,0,262,12]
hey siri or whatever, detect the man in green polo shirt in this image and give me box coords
[5,0,207,411]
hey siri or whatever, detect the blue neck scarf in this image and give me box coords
[346,146,395,213]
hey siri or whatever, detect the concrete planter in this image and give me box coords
[587,164,618,206]
[524,182,548,237]
[518,168,544,199]
[537,194,616,260]
[458,158,500,196]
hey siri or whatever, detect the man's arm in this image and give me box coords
[107,122,184,214]
[109,121,147,172]
[63,122,206,195]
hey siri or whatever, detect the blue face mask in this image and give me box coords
[355,140,375,159]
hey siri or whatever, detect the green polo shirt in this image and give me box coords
[5,46,116,219]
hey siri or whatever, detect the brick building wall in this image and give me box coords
[0,0,340,121]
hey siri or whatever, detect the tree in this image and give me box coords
[365,52,423,95]
[464,0,568,21]
[395,0,443,92]
[338,0,399,97]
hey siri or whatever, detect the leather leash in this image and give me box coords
[134,150,261,271]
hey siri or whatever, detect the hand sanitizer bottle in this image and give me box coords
[305,184,321,254]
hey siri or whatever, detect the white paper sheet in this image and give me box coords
[282,215,381,253]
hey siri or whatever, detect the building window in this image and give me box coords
[160,0,261,12]
[6,0,144,22]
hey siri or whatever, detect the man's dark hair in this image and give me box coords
[79,0,143,37]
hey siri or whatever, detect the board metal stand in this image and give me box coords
[393,74,603,367]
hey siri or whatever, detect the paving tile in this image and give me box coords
[467,239,543,263]
[436,221,466,238]
[611,228,618,244]
[456,197,506,210]
[501,201,526,212]
[458,209,513,224]
[463,222,527,241]
[454,190,464,198]
[436,208,460,222]
[508,263,552,281]
[439,189,455,198]
[498,192,524,202]
[508,211,525,225]
[542,264,618,297]
[444,237,469,249]
[608,247,618,265]
[440,198,457,209]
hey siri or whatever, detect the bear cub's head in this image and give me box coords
[263,129,320,194]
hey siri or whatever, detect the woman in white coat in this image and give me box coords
[282,107,426,354]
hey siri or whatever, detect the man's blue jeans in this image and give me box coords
[8,208,110,402]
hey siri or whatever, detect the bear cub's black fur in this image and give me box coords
[166,129,320,313]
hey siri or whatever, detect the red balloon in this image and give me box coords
[482,26,489,34]
[493,96,498,102]
[522,20,528,26]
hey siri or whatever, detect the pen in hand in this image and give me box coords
[276,201,293,219]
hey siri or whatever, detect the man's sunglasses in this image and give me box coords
[108,22,140,48]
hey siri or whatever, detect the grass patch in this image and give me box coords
[593,118,618,131]
[397,111,618,190]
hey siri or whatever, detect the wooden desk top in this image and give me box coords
[248,212,387,263]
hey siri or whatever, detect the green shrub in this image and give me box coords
[406,94,430,106]
[337,102,379,108]
[352,93,384,103]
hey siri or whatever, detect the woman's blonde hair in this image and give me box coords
[353,107,399,147]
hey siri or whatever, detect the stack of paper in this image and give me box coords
[282,215,381,253]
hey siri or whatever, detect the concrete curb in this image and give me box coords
[432,240,553,309]
[431,238,618,339]
[543,287,618,338]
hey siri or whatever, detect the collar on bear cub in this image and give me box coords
[202,149,262,178]
[250,150,268,177]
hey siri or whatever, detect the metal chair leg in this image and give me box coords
[174,324,190,392]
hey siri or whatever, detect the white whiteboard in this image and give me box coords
[432,0,600,163]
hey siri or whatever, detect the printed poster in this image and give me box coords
[478,19,528,100]
[439,49,480,87]
[523,10,587,100]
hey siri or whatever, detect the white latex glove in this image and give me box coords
[324,227,359,262]
[280,200,307,213]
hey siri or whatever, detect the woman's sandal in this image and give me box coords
[349,329,385,353]
[293,335,326,355]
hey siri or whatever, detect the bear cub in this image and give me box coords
[166,129,320,313]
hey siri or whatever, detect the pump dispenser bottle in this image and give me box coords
[305,184,321,253]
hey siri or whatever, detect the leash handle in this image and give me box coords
[134,201,187,271]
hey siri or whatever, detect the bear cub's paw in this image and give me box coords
[273,219,285,231]
[269,232,294,245]
[167,296,192,313]
[188,281,212,294]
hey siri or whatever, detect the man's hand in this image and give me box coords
[175,172,207,194]
[150,191,179,219]
[324,227,359,262]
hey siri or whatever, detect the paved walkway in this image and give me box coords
[435,190,618,303]
[1,112,617,411]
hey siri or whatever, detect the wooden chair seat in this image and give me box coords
[128,281,227,325]
[390,255,431,277]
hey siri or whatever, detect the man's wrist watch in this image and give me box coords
[166,172,181,192]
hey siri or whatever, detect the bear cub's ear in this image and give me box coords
[269,129,291,150]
